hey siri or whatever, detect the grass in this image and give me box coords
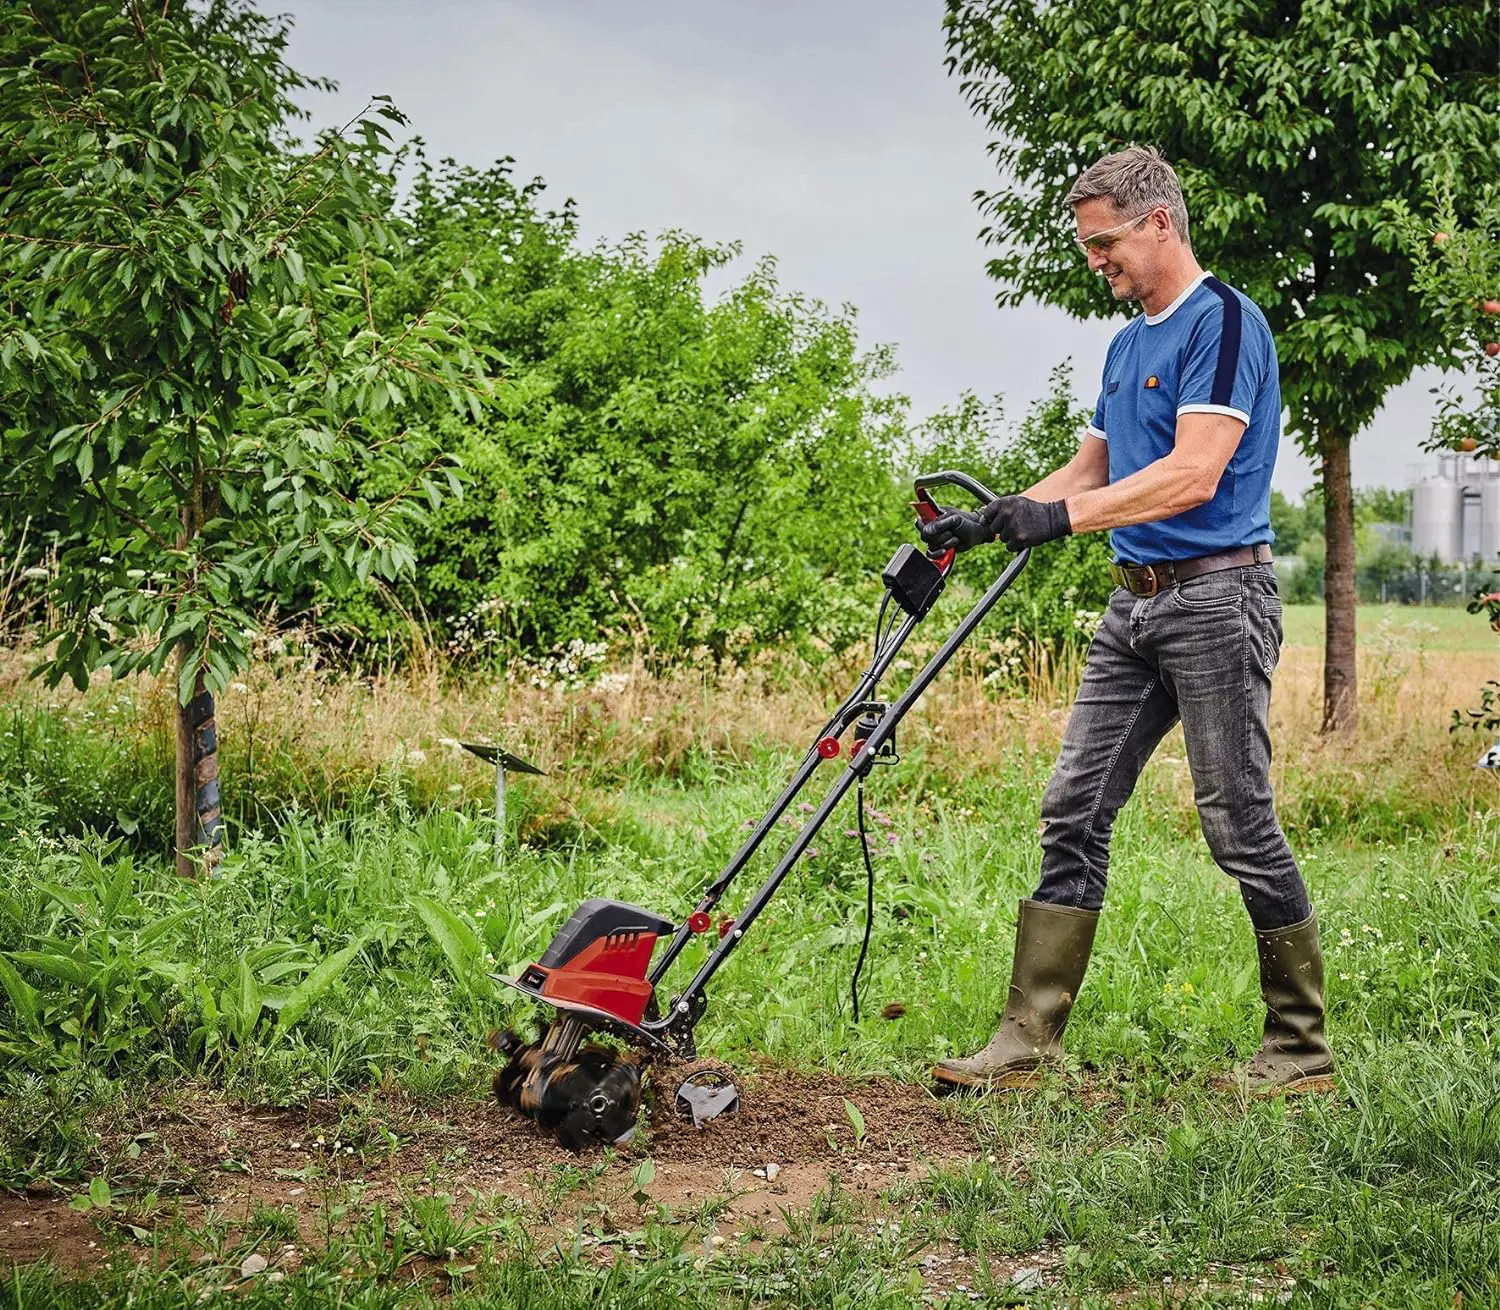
[1,620,1498,1307]
[1281,601,1500,653]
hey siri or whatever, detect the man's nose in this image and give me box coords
[1087,247,1110,272]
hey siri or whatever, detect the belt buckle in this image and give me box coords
[1136,565,1159,597]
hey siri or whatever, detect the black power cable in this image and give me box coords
[850,775,876,1025]
[846,586,898,1025]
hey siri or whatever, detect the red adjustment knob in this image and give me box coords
[717,916,736,939]
[687,911,712,934]
[817,737,841,759]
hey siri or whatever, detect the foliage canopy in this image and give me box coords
[0,1,487,700]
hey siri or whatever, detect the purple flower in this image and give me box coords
[805,847,819,859]
[799,802,815,814]
[886,832,899,845]
[844,828,860,839]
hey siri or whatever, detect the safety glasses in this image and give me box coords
[1074,208,1157,255]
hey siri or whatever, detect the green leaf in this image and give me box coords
[272,934,370,1035]
[630,1156,655,1201]
[410,896,491,995]
[231,958,262,1043]
[8,951,87,987]
[843,1097,866,1145]
[137,910,194,950]
[100,859,133,927]
[0,956,42,1037]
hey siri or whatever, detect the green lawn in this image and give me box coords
[3,699,1498,1307]
[1282,602,1499,652]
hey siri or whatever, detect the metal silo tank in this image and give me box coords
[1481,478,1500,562]
[1411,476,1464,563]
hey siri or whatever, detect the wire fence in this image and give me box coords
[1278,560,1500,606]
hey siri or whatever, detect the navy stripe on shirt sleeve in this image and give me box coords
[1202,277,1242,408]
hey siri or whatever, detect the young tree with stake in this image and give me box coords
[0,2,486,874]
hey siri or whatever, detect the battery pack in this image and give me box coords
[882,543,946,618]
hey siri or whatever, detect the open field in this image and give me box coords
[2,624,1498,1307]
[1281,603,1500,654]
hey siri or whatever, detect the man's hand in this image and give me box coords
[987,496,1072,550]
[917,502,995,553]
[917,496,1071,553]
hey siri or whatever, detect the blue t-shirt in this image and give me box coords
[1088,273,1281,563]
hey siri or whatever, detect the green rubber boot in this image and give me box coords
[932,899,1099,1090]
[1219,912,1336,1094]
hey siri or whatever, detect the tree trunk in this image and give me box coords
[174,642,195,879]
[173,654,224,877]
[1321,437,1358,733]
[173,424,223,877]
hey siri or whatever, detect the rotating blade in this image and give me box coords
[493,1023,642,1150]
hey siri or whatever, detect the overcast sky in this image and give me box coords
[284,0,1454,497]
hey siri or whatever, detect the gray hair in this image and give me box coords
[1065,146,1191,246]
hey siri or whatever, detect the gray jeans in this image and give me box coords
[1032,563,1312,931]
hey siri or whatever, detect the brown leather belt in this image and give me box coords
[1109,544,1273,597]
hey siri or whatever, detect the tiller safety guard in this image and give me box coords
[493,472,1028,1147]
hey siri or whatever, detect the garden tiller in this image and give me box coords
[492,472,1029,1148]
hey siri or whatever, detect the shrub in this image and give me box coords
[321,159,908,667]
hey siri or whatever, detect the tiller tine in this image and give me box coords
[491,1021,642,1150]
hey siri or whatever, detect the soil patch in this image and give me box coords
[2,1064,982,1275]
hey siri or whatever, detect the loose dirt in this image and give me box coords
[1,1063,984,1275]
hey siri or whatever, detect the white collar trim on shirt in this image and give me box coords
[1144,271,1211,325]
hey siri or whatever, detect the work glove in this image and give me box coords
[917,496,1072,553]
[916,501,996,553]
[987,496,1072,550]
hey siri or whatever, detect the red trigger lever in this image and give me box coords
[911,488,955,571]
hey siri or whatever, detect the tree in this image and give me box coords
[0,2,487,874]
[1386,180,1500,462]
[943,0,1497,730]
[1387,179,1500,689]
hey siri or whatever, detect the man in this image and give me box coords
[924,146,1333,1094]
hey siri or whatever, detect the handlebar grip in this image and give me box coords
[913,470,999,506]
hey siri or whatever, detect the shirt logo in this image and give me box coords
[1144,375,1160,388]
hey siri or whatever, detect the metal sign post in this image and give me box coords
[459,743,545,864]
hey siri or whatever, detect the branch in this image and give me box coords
[371,451,448,517]
[85,476,173,550]
[127,0,166,82]
[246,100,382,232]
[385,354,488,398]
[0,231,133,253]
